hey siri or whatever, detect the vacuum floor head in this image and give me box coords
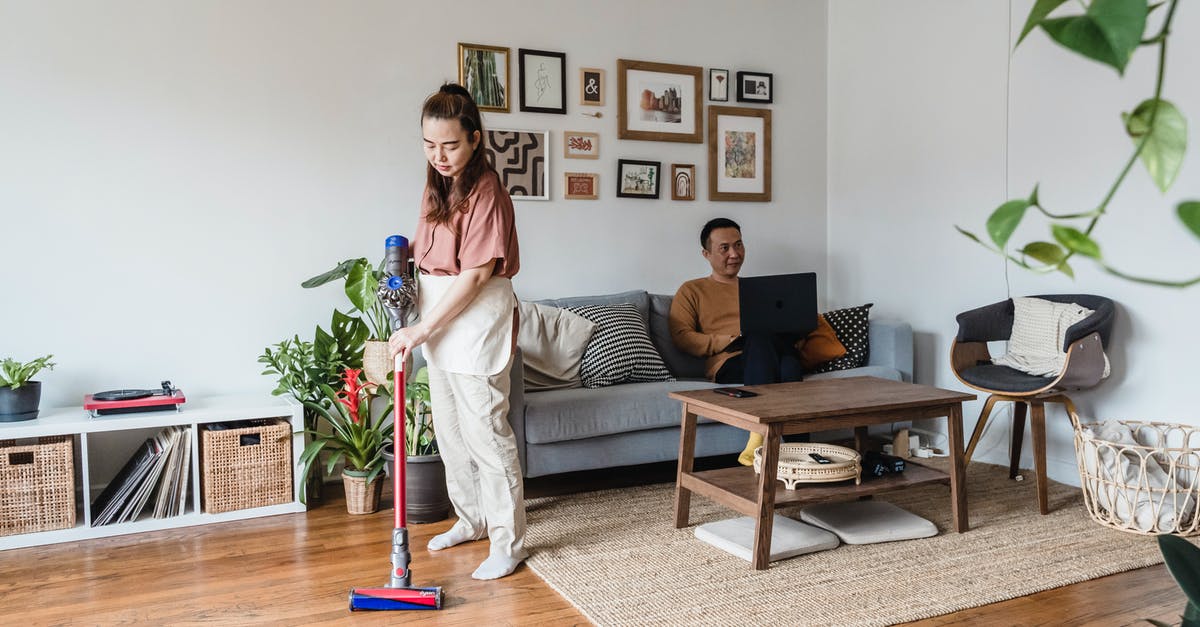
[348,586,443,611]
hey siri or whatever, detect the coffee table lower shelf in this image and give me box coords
[680,462,949,515]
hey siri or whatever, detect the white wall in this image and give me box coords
[0,0,828,408]
[829,1,1200,484]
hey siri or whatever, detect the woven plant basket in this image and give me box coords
[0,436,76,537]
[1072,413,1200,536]
[752,443,861,489]
[363,340,392,387]
[342,471,382,515]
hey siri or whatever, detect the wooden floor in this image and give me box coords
[0,458,1188,626]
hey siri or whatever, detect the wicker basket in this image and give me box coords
[201,419,292,514]
[0,436,76,536]
[753,443,862,489]
[1072,413,1200,535]
[342,472,382,515]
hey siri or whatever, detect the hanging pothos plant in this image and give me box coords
[958,0,1200,287]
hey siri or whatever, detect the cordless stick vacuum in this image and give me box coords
[348,235,443,611]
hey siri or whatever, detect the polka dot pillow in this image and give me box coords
[808,303,873,374]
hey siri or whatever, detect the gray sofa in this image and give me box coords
[509,290,914,478]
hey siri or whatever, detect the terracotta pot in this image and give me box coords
[341,470,382,515]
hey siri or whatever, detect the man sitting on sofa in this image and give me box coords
[668,217,845,466]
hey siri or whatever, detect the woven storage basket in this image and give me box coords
[0,436,76,536]
[201,419,292,514]
[753,443,861,489]
[1072,413,1200,536]
[342,473,383,515]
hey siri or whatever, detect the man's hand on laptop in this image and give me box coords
[722,335,744,353]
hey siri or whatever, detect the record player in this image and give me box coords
[84,381,186,417]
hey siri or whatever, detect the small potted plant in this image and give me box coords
[381,366,450,523]
[302,258,401,386]
[299,368,391,515]
[0,355,56,422]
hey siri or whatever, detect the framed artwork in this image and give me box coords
[564,172,599,200]
[736,71,773,104]
[580,67,605,106]
[708,106,771,202]
[484,129,549,201]
[458,43,510,112]
[709,69,729,102]
[616,59,703,143]
[671,164,696,201]
[563,131,599,159]
[519,49,566,114]
[616,159,661,199]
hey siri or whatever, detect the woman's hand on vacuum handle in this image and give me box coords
[389,324,430,359]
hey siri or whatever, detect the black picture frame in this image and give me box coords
[519,49,567,114]
[735,71,773,104]
[709,68,729,102]
[616,159,661,199]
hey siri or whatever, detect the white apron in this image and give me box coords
[418,274,516,376]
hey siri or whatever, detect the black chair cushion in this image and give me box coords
[958,364,1050,393]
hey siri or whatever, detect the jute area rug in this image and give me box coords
[523,461,1166,626]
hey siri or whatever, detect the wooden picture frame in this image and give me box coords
[616,159,661,199]
[579,67,605,106]
[617,59,703,143]
[519,48,567,114]
[485,129,549,200]
[563,131,599,159]
[671,164,696,201]
[708,106,771,202]
[736,71,773,104]
[564,172,599,200]
[458,42,510,113]
[709,68,729,102]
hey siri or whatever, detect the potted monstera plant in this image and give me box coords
[381,366,450,523]
[302,258,397,386]
[0,355,56,422]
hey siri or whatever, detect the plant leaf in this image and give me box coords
[1017,0,1071,47]
[1052,225,1102,258]
[345,259,378,314]
[1159,536,1200,613]
[1021,241,1068,265]
[1123,99,1188,192]
[1040,0,1148,75]
[987,199,1034,249]
[1178,201,1200,239]
[301,259,360,289]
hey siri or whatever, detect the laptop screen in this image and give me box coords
[738,272,818,337]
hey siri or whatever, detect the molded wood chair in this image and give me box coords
[950,294,1115,514]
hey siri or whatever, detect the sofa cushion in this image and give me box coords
[649,293,707,379]
[517,301,596,391]
[567,303,673,388]
[523,380,720,444]
[806,364,902,382]
[535,290,650,330]
[809,303,873,374]
[799,314,847,369]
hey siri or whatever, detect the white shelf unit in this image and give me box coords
[0,394,306,550]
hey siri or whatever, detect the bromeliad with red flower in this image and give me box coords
[299,367,393,490]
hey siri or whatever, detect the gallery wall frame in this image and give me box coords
[707,106,771,202]
[485,128,549,200]
[579,67,605,107]
[616,59,703,143]
[564,172,599,200]
[563,131,599,159]
[458,42,510,112]
[671,164,696,201]
[519,48,567,114]
[735,71,773,104]
[709,68,729,102]
[616,159,662,199]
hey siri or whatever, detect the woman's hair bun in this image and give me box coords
[440,83,472,99]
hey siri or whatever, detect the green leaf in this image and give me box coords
[1040,0,1148,75]
[1021,241,1067,265]
[1017,0,1070,47]
[1178,201,1200,239]
[1052,225,1103,258]
[1159,536,1200,615]
[1123,99,1187,192]
[987,198,1034,249]
[345,259,379,314]
[301,259,360,289]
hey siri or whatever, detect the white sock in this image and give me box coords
[471,553,525,580]
[427,522,484,551]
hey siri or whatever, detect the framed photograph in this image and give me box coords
[671,164,696,201]
[564,172,599,200]
[617,59,703,143]
[736,71,773,104]
[458,43,510,112]
[519,49,566,114]
[709,69,729,102]
[563,131,599,159]
[580,67,605,106]
[616,159,661,199]
[708,106,771,202]
[484,129,549,201]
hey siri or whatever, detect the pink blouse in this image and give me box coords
[414,171,520,278]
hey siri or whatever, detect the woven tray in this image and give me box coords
[753,443,861,489]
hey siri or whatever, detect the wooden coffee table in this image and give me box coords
[670,376,976,570]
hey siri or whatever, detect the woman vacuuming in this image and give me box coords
[388,83,525,581]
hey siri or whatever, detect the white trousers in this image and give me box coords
[427,357,527,560]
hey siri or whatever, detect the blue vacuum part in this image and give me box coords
[348,586,444,611]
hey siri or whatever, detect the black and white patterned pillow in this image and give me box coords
[808,303,873,373]
[565,303,674,388]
